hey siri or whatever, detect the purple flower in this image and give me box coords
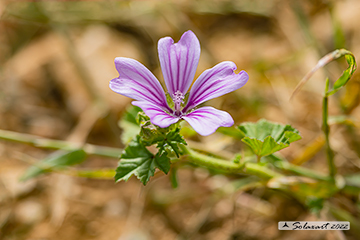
[110,30,249,136]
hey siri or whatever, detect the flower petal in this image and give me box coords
[182,107,234,136]
[183,61,249,112]
[132,101,180,128]
[109,57,170,111]
[158,30,200,96]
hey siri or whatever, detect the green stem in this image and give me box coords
[323,78,336,181]
[182,144,336,182]
[266,154,331,181]
[275,161,331,181]
[68,169,116,179]
[245,163,283,179]
[180,145,282,179]
[180,145,245,173]
[0,129,122,158]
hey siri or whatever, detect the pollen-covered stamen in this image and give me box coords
[172,90,185,116]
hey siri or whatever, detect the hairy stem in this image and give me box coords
[180,145,245,173]
[180,145,282,179]
[245,162,283,179]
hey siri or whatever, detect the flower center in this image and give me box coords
[172,90,184,116]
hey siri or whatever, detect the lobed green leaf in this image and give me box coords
[238,119,301,157]
[115,136,171,185]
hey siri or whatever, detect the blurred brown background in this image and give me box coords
[0,0,360,239]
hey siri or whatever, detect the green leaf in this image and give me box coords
[115,136,170,185]
[21,149,87,181]
[217,127,245,140]
[140,121,164,146]
[238,119,301,157]
[154,152,171,174]
[123,105,142,124]
[118,106,142,144]
[162,128,187,157]
[327,50,357,96]
[292,49,357,98]
[140,122,187,158]
[179,123,198,138]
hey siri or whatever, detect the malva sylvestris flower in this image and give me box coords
[109,30,249,136]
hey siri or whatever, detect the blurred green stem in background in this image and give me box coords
[0,129,122,158]
[323,78,336,181]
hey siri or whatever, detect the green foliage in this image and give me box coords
[115,136,171,185]
[116,106,187,185]
[21,149,87,181]
[327,50,357,96]
[291,49,357,99]
[217,127,245,140]
[140,120,163,145]
[238,119,301,158]
[140,123,187,158]
[118,106,142,144]
[160,128,187,157]
[123,106,142,124]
